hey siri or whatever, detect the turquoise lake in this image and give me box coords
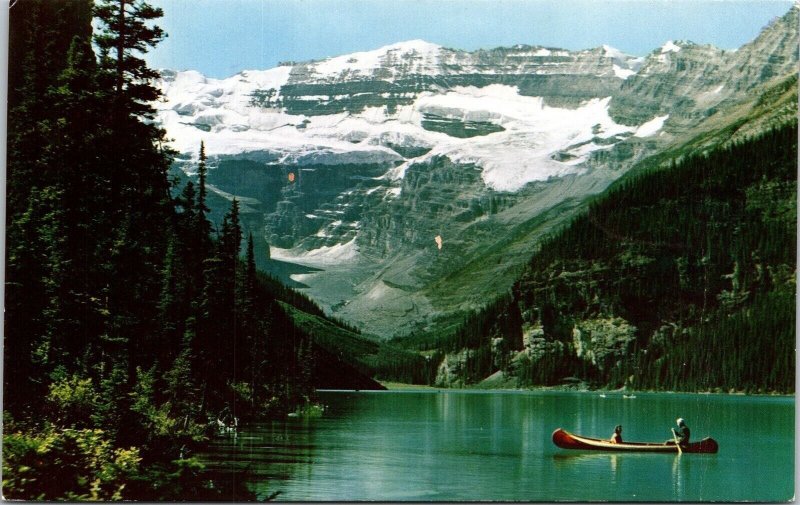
[200,390,795,501]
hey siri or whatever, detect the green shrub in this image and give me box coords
[46,375,99,428]
[3,427,140,500]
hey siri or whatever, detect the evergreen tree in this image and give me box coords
[92,0,173,388]
[241,234,262,408]
[195,141,213,254]
[220,198,243,261]
[93,0,165,117]
[182,143,214,301]
[157,236,187,365]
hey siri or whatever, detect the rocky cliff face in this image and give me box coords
[610,7,799,128]
[155,5,798,338]
[278,41,639,114]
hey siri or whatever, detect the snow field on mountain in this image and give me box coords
[613,65,637,79]
[603,45,645,79]
[312,40,443,79]
[157,71,669,193]
[158,69,397,167]
[661,40,682,53]
[272,238,360,266]
[409,85,639,191]
[634,114,669,137]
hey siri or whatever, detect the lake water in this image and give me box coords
[200,390,794,501]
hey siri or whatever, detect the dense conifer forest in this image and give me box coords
[2,0,359,499]
[399,124,796,393]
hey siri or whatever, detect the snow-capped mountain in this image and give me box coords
[155,5,798,338]
[156,38,648,184]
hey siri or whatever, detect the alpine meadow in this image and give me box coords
[3,0,797,501]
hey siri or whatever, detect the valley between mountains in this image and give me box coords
[155,6,797,390]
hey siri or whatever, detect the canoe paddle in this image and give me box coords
[672,428,683,455]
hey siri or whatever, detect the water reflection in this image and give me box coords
[672,453,682,497]
[610,453,619,474]
[552,452,618,464]
[199,419,320,500]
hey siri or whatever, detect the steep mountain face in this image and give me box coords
[155,6,798,338]
[610,6,799,127]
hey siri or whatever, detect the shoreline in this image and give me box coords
[376,381,795,397]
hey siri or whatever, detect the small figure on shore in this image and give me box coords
[666,417,690,446]
[217,406,239,433]
[609,425,623,444]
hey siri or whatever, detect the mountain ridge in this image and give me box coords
[155,5,798,338]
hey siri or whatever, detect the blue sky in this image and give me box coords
[146,0,794,78]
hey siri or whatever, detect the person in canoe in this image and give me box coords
[609,425,623,444]
[665,417,690,447]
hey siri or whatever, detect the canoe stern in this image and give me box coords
[686,437,719,454]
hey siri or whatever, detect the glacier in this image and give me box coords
[156,64,664,193]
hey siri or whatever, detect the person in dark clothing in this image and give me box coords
[609,425,623,444]
[666,417,690,446]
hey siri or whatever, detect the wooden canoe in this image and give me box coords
[552,428,719,454]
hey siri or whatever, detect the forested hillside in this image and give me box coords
[3,0,370,499]
[280,302,440,385]
[409,123,796,393]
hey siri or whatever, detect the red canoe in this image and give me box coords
[552,428,719,454]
